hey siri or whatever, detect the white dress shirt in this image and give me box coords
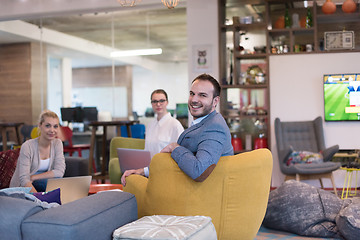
[143,112,184,177]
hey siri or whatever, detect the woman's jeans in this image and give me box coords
[32,179,48,192]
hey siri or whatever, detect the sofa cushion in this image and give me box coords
[286,150,323,166]
[263,180,342,238]
[336,199,360,240]
[0,195,43,240]
[0,148,20,189]
[113,215,217,240]
[0,187,31,194]
[33,188,61,205]
[0,189,60,209]
[22,191,138,240]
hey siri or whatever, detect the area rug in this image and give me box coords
[255,226,341,240]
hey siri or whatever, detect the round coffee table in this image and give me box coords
[89,184,123,195]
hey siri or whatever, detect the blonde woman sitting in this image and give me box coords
[10,110,65,193]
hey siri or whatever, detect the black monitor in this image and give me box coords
[83,107,98,122]
[73,107,84,122]
[61,107,97,123]
[60,107,76,122]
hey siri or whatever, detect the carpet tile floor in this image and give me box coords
[255,226,341,240]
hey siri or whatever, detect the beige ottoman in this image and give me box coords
[113,215,217,240]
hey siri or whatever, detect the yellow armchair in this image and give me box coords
[108,137,145,184]
[124,149,273,240]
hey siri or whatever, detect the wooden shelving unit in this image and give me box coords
[218,0,360,151]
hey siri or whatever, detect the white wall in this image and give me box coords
[270,52,360,188]
[132,62,189,116]
[133,0,220,122]
[47,57,62,118]
[72,86,127,117]
[186,0,219,121]
[187,0,219,82]
[62,57,72,107]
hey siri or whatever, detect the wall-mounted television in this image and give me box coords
[323,73,360,121]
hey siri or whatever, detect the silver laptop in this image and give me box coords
[46,176,92,204]
[117,148,151,173]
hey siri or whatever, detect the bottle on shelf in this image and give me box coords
[254,133,268,149]
[254,119,268,149]
[229,49,233,85]
[284,7,291,28]
[342,0,357,13]
[226,48,233,85]
[306,8,312,28]
[322,0,336,14]
[231,133,243,152]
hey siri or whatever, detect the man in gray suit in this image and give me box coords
[160,73,233,182]
[121,73,233,185]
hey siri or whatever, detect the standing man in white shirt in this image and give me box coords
[122,89,184,179]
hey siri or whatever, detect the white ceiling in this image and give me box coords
[2,1,341,69]
[0,0,188,68]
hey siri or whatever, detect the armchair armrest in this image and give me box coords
[123,174,148,218]
[278,145,293,163]
[0,195,43,239]
[322,145,339,162]
[109,157,121,184]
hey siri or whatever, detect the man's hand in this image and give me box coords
[121,168,145,186]
[160,143,180,153]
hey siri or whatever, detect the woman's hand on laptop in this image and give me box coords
[121,168,145,186]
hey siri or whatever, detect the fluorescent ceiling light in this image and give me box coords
[110,48,162,57]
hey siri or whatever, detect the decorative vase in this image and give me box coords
[342,0,357,13]
[300,16,307,28]
[322,0,337,14]
[274,16,285,29]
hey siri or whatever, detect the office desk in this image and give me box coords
[88,120,138,183]
[0,122,23,151]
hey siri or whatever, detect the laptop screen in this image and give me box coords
[117,148,151,173]
[46,176,92,204]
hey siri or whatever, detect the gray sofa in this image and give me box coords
[0,191,137,240]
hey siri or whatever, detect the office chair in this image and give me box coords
[61,126,96,172]
[120,124,145,139]
[20,124,36,143]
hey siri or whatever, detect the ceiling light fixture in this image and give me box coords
[110,48,162,57]
[117,0,139,7]
[162,0,179,9]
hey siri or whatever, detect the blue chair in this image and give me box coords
[120,124,145,139]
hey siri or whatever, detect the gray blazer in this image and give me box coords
[171,111,233,180]
[10,138,66,187]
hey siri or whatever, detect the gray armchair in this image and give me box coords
[274,116,340,195]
